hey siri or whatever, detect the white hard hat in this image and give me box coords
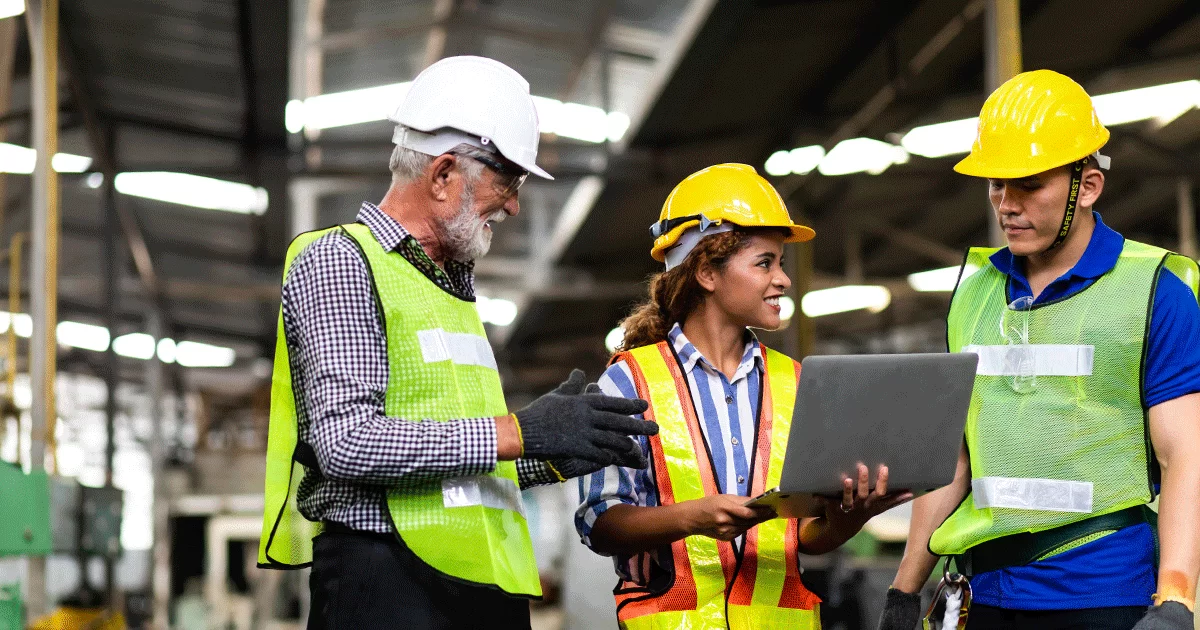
[390,56,552,180]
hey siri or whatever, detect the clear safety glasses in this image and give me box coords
[999,295,1036,393]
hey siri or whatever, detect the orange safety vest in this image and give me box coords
[610,341,821,630]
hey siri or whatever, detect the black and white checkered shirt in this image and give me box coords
[283,202,554,533]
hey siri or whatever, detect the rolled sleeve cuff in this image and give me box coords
[459,416,499,476]
[577,497,635,554]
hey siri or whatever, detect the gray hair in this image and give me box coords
[389,142,487,186]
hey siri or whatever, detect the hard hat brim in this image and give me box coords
[650,221,816,263]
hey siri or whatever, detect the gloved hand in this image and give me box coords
[545,382,649,479]
[877,587,922,630]
[514,369,656,468]
[1132,602,1193,630]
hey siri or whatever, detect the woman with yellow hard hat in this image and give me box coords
[574,163,911,629]
[878,70,1200,630]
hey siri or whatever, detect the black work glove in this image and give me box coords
[1132,602,1193,630]
[515,369,656,468]
[877,587,922,630]
[544,381,649,480]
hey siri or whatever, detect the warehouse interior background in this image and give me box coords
[0,0,1197,627]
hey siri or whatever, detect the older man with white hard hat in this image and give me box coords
[257,56,657,629]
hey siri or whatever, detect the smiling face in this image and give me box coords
[699,232,792,330]
[438,153,523,261]
[988,164,1103,257]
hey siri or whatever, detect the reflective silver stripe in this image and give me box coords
[963,344,1094,376]
[441,476,526,517]
[417,329,498,371]
[972,476,1094,513]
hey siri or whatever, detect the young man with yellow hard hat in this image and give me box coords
[878,70,1200,630]
[575,164,911,629]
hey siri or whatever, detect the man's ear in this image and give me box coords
[695,263,718,293]
[1079,166,1105,209]
[428,154,458,202]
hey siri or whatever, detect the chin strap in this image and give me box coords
[1045,157,1087,252]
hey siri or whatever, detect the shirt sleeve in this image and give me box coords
[282,232,497,487]
[574,360,657,556]
[516,459,559,490]
[1144,267,1200,408]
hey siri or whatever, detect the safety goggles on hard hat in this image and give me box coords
[453,150,529,198]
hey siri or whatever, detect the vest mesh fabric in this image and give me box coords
[259,224,539,597]
[931,240,1174,556]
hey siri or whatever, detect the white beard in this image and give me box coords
[439,183,496,262]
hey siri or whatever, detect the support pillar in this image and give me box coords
[984,0,1021,247]
[25,0,60,616]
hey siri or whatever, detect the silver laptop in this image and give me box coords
[747,352,977,517]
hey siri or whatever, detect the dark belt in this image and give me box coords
[952,505,1151,576]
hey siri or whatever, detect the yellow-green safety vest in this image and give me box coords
[257,223,540,598]
[931,240,1200,557]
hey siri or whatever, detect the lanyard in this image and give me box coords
[923,567,972,630]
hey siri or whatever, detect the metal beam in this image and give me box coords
[778,0,986,201]
[855,216,963,266]
[559,0,617,102]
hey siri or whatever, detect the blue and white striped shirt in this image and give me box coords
[575,323,763,584]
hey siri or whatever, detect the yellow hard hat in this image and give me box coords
[649,163,815,263]
[954,70,1109,179]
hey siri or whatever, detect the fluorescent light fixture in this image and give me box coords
[764,145,825,177]
[0,0,23,20]
[114,172,269,215]
[778,296,796,321]
[0,142,92,174]
[801,285,891,317]
[907,264,981,292]
[605,326,625,353]
[156,338,177,363]
[787,145,825,175]
[56,321,110,352]
[900,117,979,158]
[764,150,791,177]
[113,333,156,360]
[818,138,909,176]
[285,99,306,134]
[476,295,518,327]
[86,173,104,189]
[291,82,630,143]
[293,82,412,131]
[0,311,32,337]
[1093,80,1200,127]
[175,341,236,368]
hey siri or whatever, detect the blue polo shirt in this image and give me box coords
[967,212,1200,610]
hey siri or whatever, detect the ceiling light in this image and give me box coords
[765,150,791,177]
[907,265,980,292]
[56,321,110,352]
[175,341,236,368]
[295,82,412,131]
[1093,80,1200,127]
[818,138,908,176]
[292,82,629,143]
[0,1,23,20]
[86,173,104,189]
[0,142,92,174]
[113,333,156,360]
[114,172,268,215]
[605,326,625,353]
[900,117,978,158]
[778,296,796,321]
[0,312,32,337]
[156,338,177,364]
[801,285,891,317]
[476,295,518,327]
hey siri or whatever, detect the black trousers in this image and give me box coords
[965,604,1147,630]
[308,527,532,630]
